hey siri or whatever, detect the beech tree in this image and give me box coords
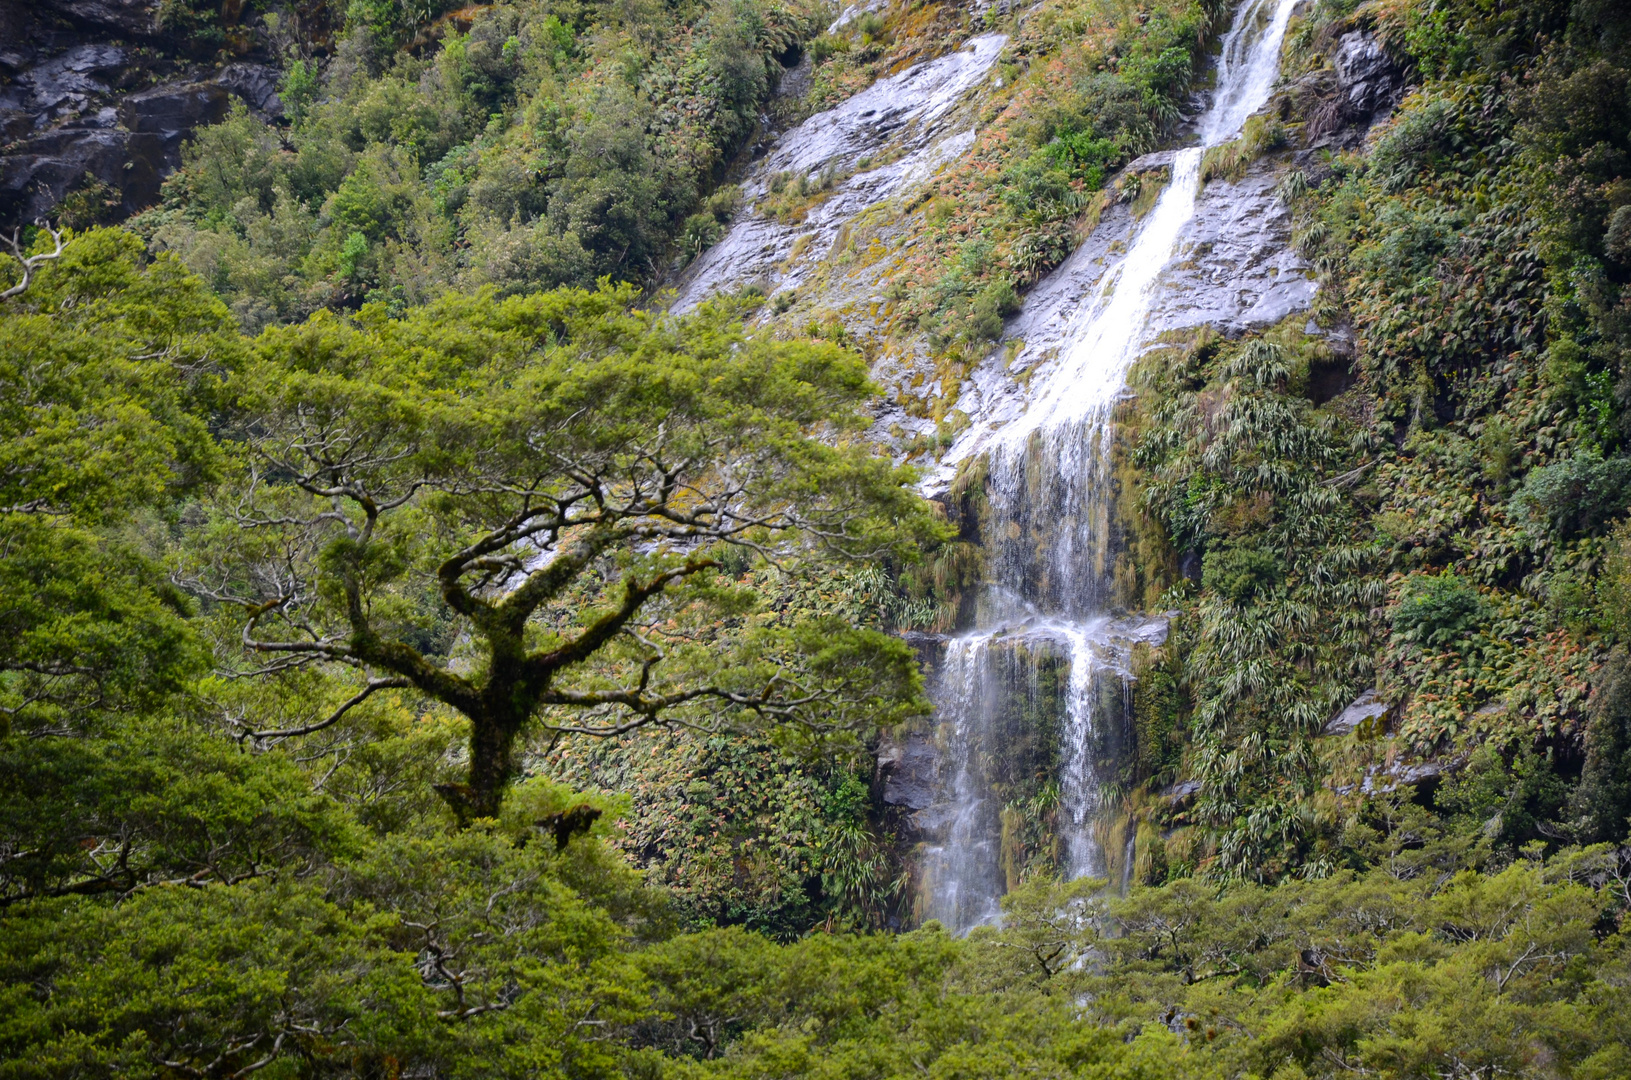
[186,283,941,821]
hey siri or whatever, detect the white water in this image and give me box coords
[917,633,1007,931]
[671,35,1006,311]
[917,612,1166,924]
[920,0,1300,931]
[997,0,1295,448]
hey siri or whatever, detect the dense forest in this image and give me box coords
[4,0,1631,1076]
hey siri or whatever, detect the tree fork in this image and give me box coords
[437,706,525,824]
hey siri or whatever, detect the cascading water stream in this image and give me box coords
[671,34,1007,310]
[920,0,1301,931]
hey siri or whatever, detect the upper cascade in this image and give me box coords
[1202,0,1301,146]
[947,0,1303,476]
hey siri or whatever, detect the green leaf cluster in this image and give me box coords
[140,0,824,328]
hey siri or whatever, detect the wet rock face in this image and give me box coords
[934,157,1316,487]
[119,80,232,133]
[2,75,238,224]
[0,0,282,224]
[1300,29,1403,145]
[1143,163,1317,334]
[48,0,160,37]
[1123,150,1176,173]
[1333,31,1400,119]
[877,733,937,813]
[669,34,1007,310]
[0,44,136,140]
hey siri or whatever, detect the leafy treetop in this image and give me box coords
[183,282,944,820]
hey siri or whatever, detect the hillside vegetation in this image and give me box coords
[1105,0,1631,882]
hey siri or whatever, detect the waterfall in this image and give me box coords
[920,0,1301,931]
[671,35,1007,311]
[917,633,1007,931]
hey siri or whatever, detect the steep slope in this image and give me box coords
[1110,0,1631,881]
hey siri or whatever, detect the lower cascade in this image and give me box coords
[918,0,1302,931]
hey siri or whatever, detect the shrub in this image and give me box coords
[680,212,724,255]
[1511,450,1631,538]
[1043,128,1116,177]
[281,59,319,125]
[807,33,847,65]
[1392,570,1483,647]
[852,12,887,43]
[1437,744,1570,852]
[1571,648,1631,842]
[1607,205,1631,263]
[952,279,1020,344]
[1369,97,1457,193]
[1201,544,1283,603]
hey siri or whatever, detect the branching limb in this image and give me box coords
[0,220,66,301]
[523,557,715,680]
[229,678,411,746]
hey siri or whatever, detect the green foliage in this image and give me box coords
[1438,743,1571,853]
[1572,648,1631,843]
[549,724,900,936]
[154,0,225,49]
[280,58,319,124]
[628,853,1631,1079]
[0,719,354,904]
[1512,449,1631,539]
[0,882,426,1078]
[1131,647,1185,786]
[0,229,237,738]
[1130,333,1380,877]
[1098,854,1631,1079]
[1392,570,1484,647]
[145,0,824,325]
[0,776,662,1079]
[175,280,941,820]
[1105,0,1631,876]
[1200,543,1283,604]
[0,229,946,1076]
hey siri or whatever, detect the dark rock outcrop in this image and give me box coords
[0,0,285,224]
[1295,29,1404,147]
[877,732,937,812]
[1332,31,1401,119]
[49,0,160,37]
[0,43,136,140]
[3,77,242,223]
[215,62,283,119]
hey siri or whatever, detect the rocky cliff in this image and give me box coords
[0,0,287,225]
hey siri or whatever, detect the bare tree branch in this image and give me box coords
[0,220,66,301]
[230,678,411,745]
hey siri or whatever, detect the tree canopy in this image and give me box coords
[181,281,939,819]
